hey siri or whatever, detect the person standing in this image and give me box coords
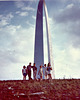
[22,65,27,80]
[27,62,32,80]
[32,63,37,80]
[43,64,48,79]
[38,65,43,80]
[47,63,52,79]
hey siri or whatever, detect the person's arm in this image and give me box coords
[31,66,33,68]
[42,66,44,68]
[50,67,52,70]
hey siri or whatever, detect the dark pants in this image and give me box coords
[28,70,31,80]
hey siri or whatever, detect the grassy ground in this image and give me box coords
[0,79,80,100]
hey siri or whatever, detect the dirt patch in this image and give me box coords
[0,79,80,100]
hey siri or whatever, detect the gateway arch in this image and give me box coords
[34,0,55,79]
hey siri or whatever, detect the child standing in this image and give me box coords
[22,65,27,80]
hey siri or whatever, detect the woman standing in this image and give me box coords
[38,65,43,80]
[44,64,48,79]
[32,63,37,80]
[47,63,52,79]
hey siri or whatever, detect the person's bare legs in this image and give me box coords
[23,76,26,80]
[45,75,47,79]
[40,75,43,80]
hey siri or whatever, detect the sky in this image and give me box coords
[0,0,80,80]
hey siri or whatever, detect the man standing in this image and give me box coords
[27,62,32,80]
[32,63,37,80]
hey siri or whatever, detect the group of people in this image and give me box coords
[22,62,52,80]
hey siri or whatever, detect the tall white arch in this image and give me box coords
[34,0,55,79]
[34,0,44,78]
[43,0,55,79]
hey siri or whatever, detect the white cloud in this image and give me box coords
[19,12,28,16]
[69,45,80,62]
[0,21,35,80]
[54,3,80,48]
[16,11,28,16]
[0,20,9,27]
[66,3,74,9]
[55,3,80,23]
[53,44,80,79]
[15,11,20,14]
[6,13,14,19]
[48,16,80,79]
[1,13,14,21]
[0,13,14,27]
[32,15,36,19]
[0,15,3,19]
[22,6,35,11]
[26,21,34,27]
[15,1,35,12]
[58,0,80,3]
[15,1,24,8]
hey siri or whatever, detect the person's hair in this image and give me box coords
[29,62,31,65]
[48,62,51,66]
[40,65,42,68]
[23,65,26,68]
[44,64,46,66]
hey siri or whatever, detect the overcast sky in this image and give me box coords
[0,0,80,80]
